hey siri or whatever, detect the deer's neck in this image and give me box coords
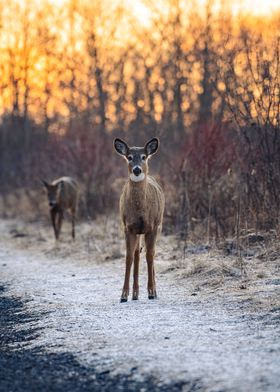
[128,177,147,210]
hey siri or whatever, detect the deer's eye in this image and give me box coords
[141,155,146,161]
[128,155,133,162]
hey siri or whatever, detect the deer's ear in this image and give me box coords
[42,179,49,189]
[145,138,159,156]
[114,138,129,156]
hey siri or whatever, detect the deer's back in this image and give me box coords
[52,177,78,210]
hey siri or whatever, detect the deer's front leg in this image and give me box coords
[145,231,157,299]
[50,209,58,240]
[132,238,140,300]
[121,232,137,303]
[57,210,63,240]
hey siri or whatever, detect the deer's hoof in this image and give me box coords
[132,290,139,300]
[120,298,128,303]
[148,290,157,300]
[149,292,157,300]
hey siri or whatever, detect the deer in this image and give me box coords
[42,176,79,240]
[114,137,165,302]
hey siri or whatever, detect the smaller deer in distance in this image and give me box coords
[43,176,79,240]
[114,137,165,302]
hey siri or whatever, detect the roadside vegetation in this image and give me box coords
[0,0,279,272]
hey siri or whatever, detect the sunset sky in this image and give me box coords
[1,0,279,123]
[47,0,280,19]
[198,0,280,15]
[124,0,280,34]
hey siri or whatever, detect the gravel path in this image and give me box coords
[0,220,280,392]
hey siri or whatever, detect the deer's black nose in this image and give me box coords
[49,202,55,207]
[133,166,142,176]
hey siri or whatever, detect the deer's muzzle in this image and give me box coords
[133,166,142,176]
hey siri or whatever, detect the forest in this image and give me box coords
[0,0,279,243]
[1,2,280,390]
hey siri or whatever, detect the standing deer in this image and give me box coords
[42,176,79,240]
[114,138,165,302]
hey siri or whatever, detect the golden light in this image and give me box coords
[1,0,279,122]
[46,0,280,23]
[230,0,280,16]
[128,0,280,20]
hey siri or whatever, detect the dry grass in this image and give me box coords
[2,212,280,311]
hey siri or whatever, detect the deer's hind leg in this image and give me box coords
[132,236,140,300]
[121,231,138,303]
[71,206,76,240]
[145,230,158,300]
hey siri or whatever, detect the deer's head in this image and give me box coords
[114,138,159,182]
[42,180,59,207]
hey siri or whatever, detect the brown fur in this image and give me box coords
[120,176,164,235]
[43,176,79,240]
[114,138,165,302]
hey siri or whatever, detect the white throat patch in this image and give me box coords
[130,172,145,182]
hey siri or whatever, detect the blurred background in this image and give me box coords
[0,0,279,243]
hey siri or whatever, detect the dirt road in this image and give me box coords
[0,218,279,391]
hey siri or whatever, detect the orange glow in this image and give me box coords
[0,0,279,124]
[48,0,280,21]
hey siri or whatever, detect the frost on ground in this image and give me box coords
[0,216,280,392]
